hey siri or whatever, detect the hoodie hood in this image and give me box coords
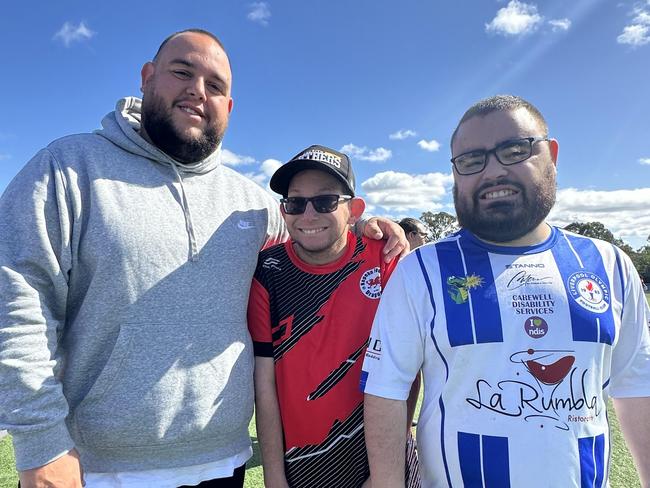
[94,97,223,175]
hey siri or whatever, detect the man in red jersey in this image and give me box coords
[248,145,420,488]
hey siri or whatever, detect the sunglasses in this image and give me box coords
[280,194,353,215]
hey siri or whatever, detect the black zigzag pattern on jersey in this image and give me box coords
[308,340,368,400]
[284,403,369,488]
[254,237,366,362]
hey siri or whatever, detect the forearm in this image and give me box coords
[613,397,650,486]
[364,393,407,488]
[254,359,289,487]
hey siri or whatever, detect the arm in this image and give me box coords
[254,357,290,488]
[364,393,407,488]
[612,397,650,486]
[0,149,76,470]
[405,372,421,430]
[357,217,409,262]
[19,450,83,488]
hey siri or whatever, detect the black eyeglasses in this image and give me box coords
[451,137,549,175]
[280,195,353,215]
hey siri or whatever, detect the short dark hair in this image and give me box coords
[399,217,424,234]
[451,95,548,148]
[153,28,227,61]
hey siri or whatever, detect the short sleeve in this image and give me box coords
[361,257,427,400]
[247,276,273,357]
[609,253,650,398]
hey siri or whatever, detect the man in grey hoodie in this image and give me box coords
[0,29,406,488]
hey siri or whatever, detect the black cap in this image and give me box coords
[270,145,355,197]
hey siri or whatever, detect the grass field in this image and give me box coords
[0,400,642,487]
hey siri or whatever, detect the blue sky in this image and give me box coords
[1,0,649,247]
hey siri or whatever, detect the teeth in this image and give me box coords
[180,106,200,116]
[485,189,516,199]
[301,228,325,234]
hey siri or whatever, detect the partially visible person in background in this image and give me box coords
[399,218,429,250]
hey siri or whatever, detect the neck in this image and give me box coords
[292,235,350,266]
[476,222,551,247]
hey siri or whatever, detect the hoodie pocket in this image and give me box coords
[73,321,254,449]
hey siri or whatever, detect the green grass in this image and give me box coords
[1,400,642,487]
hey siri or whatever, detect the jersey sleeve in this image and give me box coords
[608,251,650,398]
[361,255,428,400]
[247,275,274,357]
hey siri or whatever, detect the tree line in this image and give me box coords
[416,212,650,283]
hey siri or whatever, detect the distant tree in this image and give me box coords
[564,222,616,243]
[420,211,459,241]
[565,222,650,282]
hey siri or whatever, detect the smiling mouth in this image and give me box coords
[300,227,326,235]
[177,105,204,118]
[481,189,518,200]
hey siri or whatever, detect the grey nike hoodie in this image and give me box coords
[0,97,287,471]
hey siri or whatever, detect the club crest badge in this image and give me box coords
[360,267,382,299]
[567,272,610,313]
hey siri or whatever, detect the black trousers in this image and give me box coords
[18,463,246,488]
[178,463,246,488]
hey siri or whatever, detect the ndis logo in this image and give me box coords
[524,316,548,339]
[360,267,382,299]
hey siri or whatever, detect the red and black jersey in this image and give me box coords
[248,231,397,488]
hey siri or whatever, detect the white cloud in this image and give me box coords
[361,171,454,212]
[222,148,256,166]
[617,24,650,45]
[618,6,650,46]
[340,144,392,162]
[549,18,571,31]
[634,10,650,25]
[639,158,650,165]
[549,187,650,245]
[389,129,417,140]
[244,158,283,187]
[53,21,95,47]
[0,153,11,161]
[417,139,441,152]
[247,2,271,26]
[486,1,543,36]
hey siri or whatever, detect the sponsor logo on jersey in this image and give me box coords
[360,267,382,299]
[505,263,546,269]
[524,316,548,338]
[446,274,484,304]
[365,337,382,360]
[262,257,282,271]
[511,293,555,315]
[506,270,554,290]
[466,349,601,430]
[567,272,610,313]
[237,219,254,230]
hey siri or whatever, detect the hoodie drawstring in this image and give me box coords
[170,162,199,262]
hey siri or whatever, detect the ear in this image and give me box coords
[227,97,234,114]
[279,201,286,217]
[347,197,366,224]
[548,138,559,167]
[140,62,155,91]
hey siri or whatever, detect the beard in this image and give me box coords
[141,92,224,163]
[453,162,556,243]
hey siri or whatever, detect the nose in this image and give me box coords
[186,77,206,101]
[481,151,508,180]
[302,201,319,219]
